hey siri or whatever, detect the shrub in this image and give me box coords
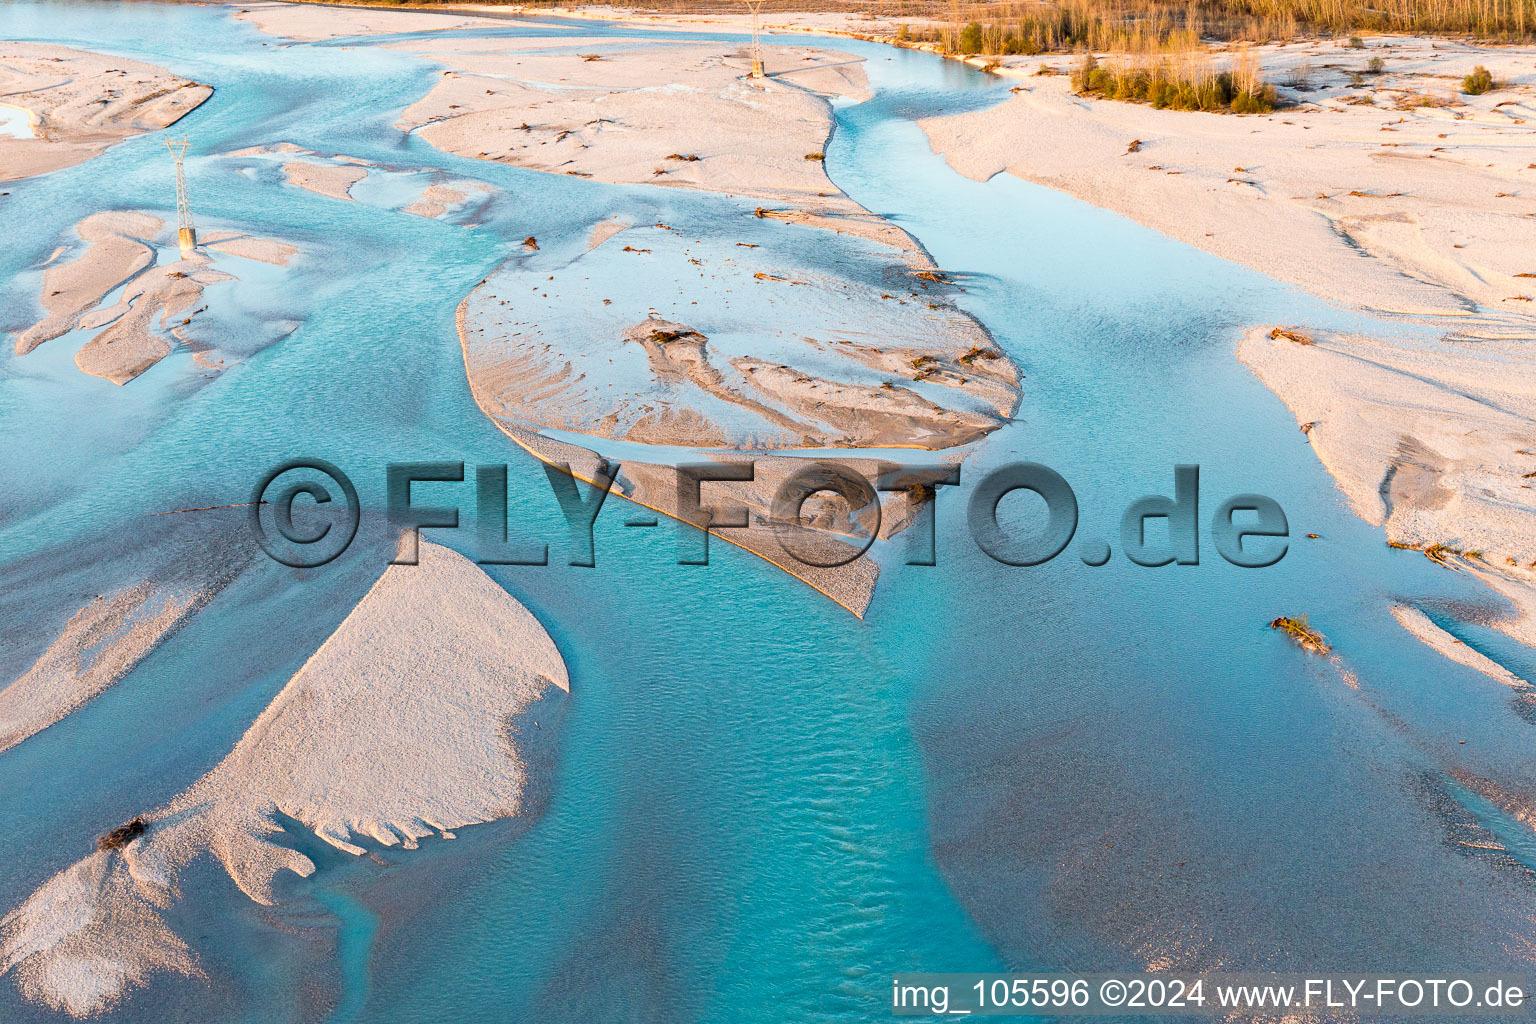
[895,23,910,42]
[1463,65,1495,94]
[1367,55,1386,73]
[1347,35,1366,48]
[959,21,984,54]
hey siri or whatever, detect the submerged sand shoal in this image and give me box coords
[0,526,251,754]
[223,141,497,218]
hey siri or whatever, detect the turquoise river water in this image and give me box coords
[1,2,1534,1021]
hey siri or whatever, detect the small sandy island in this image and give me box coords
[460,232,1015,451]
[0,42,211,183]
[387,27,1021,615]
[0,539,569,1018]
[395,34,919,251]
[13,210,301,384]
[921,39,1536,643]
[1391,604,1532,692]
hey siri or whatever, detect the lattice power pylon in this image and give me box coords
[165,135,196,255]
[743,0,765,79]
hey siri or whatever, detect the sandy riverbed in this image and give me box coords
[233,0,508,41]
[12,210,302,385]
[0,539,569,1018]
[378,23,1023,615]
[222,5,1536,635]
[0,42,210,183]
[916,38,1536,644]
[392,33,926,249]
[452,11,1536,637]
[219,2,1023,614]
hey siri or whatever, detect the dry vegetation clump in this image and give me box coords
[1395,89,1458,109]
[1072,47,1279,112]
[650,326,705,343]
[1387,539,1484,564]
[1269,326,1314,344]
[1270,615,1331,653]
[1423,541,1484,563]
[97,817,147,851]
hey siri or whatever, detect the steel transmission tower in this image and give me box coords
[165,135,196,255]
[744,0,765,78]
